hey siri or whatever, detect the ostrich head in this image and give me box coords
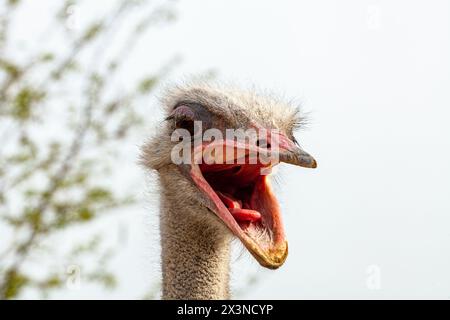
[142,83,316,270]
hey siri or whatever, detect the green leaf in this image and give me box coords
[78,207,94,221]
[39,53,55,62]
[81,22,103,42]
[8,0,20,6]
[0,59,21,78]
[86,187,112,202]
[13,87,45,120]
[24,208,43,229]
[41,275,62,289]
[87,271,116,289]
[1,270,29,299]
[137,76,157,94]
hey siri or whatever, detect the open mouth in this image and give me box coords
[198,161,287,268]
[187,136,316,269]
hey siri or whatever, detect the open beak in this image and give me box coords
[180,132,316,269]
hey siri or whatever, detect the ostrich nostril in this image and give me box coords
[256,139,271,149]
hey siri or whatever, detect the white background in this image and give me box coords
[9,0,450,299]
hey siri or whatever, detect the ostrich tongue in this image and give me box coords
[217,191,261,223]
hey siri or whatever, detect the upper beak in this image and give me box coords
[272,132,317,169]
[279,145,317,168]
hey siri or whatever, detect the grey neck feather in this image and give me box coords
[158,167,232,299]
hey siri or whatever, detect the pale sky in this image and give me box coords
[10,0,450,299]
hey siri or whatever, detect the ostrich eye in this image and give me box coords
[168,102,212,137]
[167,104,196,136]
[175,118,195,136]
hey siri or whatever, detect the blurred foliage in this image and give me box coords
[0,0,179,299]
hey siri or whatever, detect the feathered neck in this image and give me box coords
[158,166,231,299]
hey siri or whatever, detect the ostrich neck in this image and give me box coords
[159,183,231,299]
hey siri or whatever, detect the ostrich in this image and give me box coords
[141,83,316,299]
